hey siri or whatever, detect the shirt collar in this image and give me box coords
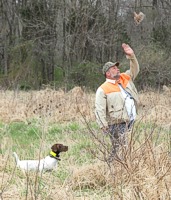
[106,78,116,84]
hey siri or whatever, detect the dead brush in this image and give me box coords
[0,87,95,124]
[0,88,171,199]
[139,90,171,129]
[79,108,171,199]
[68,163,109,190]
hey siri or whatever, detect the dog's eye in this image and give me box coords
[57,144,63,148]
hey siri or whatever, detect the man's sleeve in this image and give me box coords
[95,87,108,128]
[125,54,139,81]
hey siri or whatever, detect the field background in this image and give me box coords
[0,86,171,200]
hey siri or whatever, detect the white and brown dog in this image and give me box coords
[13,143,68,172]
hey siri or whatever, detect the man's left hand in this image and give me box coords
[122,43,134,56]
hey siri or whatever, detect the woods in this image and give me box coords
[1,2,171,199]
[0,0,171,90]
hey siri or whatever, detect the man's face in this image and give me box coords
[106,66,120,79]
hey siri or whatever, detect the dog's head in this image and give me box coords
[51,144,68,153]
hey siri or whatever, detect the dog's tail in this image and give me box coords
[13,152,20,166]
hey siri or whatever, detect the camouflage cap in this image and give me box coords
[102,62,120,75]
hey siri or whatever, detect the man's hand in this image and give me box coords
[122,43,134,56]
[101,126,110,135]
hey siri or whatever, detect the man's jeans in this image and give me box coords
[109,122,128,157]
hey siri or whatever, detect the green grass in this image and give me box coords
[133,121,171,146]
[54,166,71,182]
[1,119,171,199]
[0,120,96,164]
[1,120,170,159]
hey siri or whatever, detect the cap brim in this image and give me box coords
[115,62,120,66]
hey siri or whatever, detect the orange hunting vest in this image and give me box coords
[100,73,131,94]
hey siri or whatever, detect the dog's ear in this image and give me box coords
[51,144,58,152]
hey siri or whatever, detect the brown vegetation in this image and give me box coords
[0,87,171,199]
[0,86,170,128]
[0,87,95,124]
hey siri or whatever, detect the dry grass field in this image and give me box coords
[0,86,171,200]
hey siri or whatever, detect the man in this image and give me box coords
[95,43,139,158]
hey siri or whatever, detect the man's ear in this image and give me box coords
[106,71,110,78]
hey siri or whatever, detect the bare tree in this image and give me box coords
[0,0,171,89]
